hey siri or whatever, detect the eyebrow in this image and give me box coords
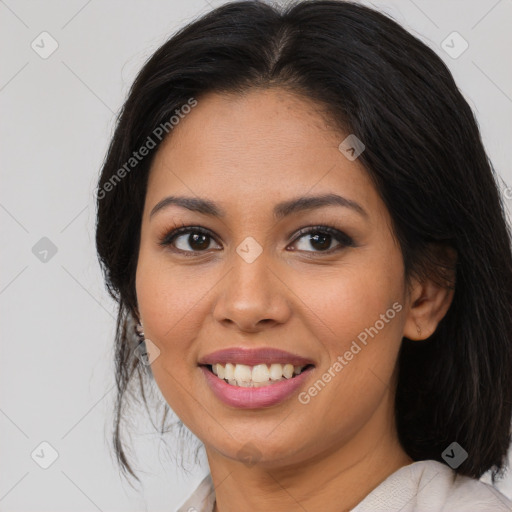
[149,193,368,220]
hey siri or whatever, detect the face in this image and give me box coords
[135,88,411,469]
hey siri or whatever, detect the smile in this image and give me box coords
[207,362,313,387]
[200,364,315,408]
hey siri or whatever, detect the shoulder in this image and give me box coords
[176,473,215,512]
[177,462,512,512]
[351,460,512,512]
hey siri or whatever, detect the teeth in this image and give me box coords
[234,364,252,382]
[269,363,283,380]
[210,362,308,386]
[252,364,270,382]
[225,363,235,380]
[283,364,294,379]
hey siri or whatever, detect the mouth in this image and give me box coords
[200,362,315,387]
[198,347,316,407]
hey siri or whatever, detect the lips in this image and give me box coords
[198,347,316,408]
[200,364,315,408]
[197,347,316,367]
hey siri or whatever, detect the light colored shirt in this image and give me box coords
[176,459,512,511]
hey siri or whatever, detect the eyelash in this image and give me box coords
[158,221,355,257]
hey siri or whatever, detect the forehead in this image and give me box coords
[144,88,381,221]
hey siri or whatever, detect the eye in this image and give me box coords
[288,225,355,253]
[158,223,355,257]
[158,224,221,256]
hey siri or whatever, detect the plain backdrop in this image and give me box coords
[1,0,511,510]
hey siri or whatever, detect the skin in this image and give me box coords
[135,88,455,512]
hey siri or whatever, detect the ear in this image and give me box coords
[403,246,457,341]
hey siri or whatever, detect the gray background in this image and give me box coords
[1,0,511,510]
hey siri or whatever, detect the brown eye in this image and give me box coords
[289,226,354,253]
[179,232,211,251]
[303,232,333,251]
[159,226,221,255]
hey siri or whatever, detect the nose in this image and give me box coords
[212,251,292,333]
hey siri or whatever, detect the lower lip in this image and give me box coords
[200,365,314,409]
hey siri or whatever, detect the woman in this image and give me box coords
[95,1,512,510]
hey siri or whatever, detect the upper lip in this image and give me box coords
[198,347,315,367]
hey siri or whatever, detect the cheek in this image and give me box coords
[295,243,405,404]
[135,252,209,360]
[296,272,405,443]
[135,254,210,421]
[299,245,405,347]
